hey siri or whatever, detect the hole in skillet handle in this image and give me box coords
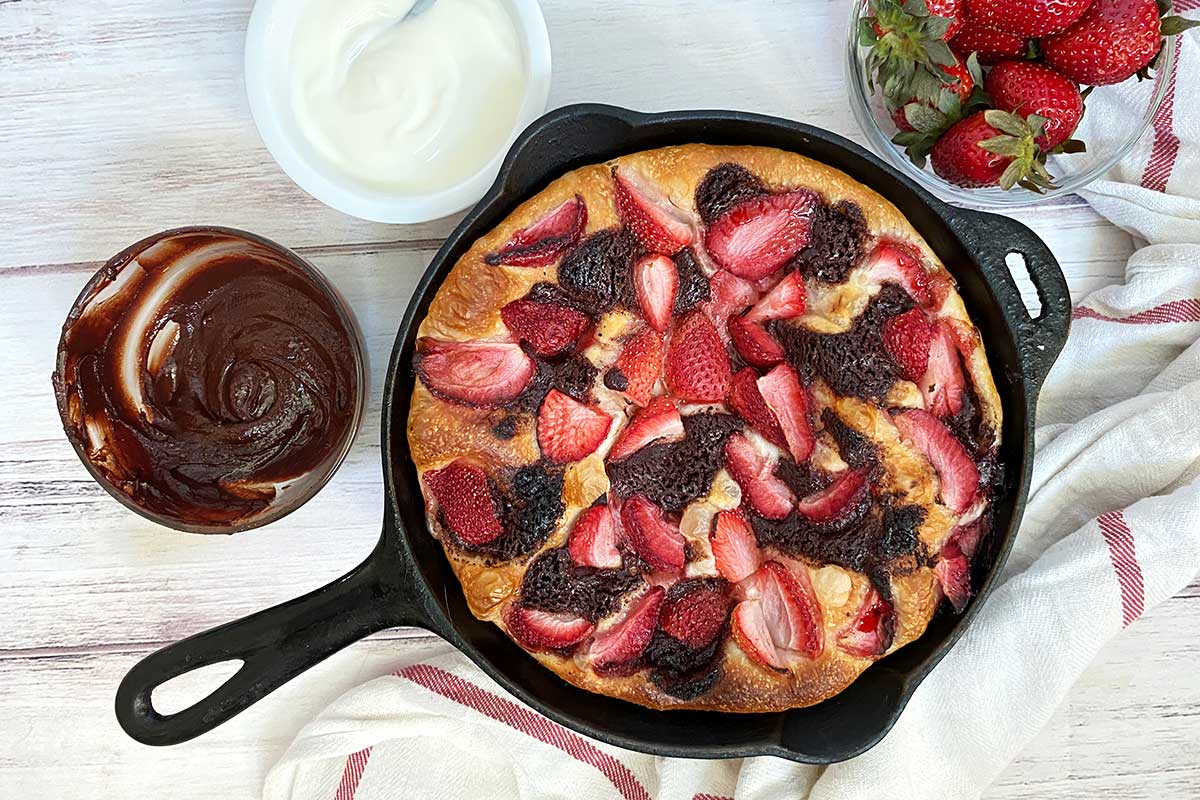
[1005,252,1044,319]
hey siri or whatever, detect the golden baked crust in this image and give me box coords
[408,145,1002,712]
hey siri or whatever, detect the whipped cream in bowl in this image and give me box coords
[245,0,551,223]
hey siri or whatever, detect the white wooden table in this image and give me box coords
[1,1,1196,797]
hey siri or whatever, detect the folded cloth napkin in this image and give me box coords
[264,33,1200,800]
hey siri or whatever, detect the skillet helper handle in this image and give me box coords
[116,544,421,746]
[948,208,1071,388]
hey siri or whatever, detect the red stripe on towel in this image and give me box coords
[333,747,372,800]
[1141,49,1180,192]
[397,664,653,800]
[1097,511,1146,627]
[1072,298,1200,324]
[692,795,734,800]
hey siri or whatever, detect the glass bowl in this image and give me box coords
[844,3,1174,207]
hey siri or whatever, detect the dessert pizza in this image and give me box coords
[407,145,1001,712]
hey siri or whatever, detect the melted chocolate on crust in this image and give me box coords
[790,200,869,284]
[512,352,598,412]
[775,284,914,400]
[449,463,566,560]
[695,163,768,226]
[751,500,926,593]
[53,230,359,530]
[821,409,882,477]
[606,413,743,512]
[645,579,733,699]
[557,228,640,316]
[776,458,830,498]
[520,547,643,621]
[672,249,712,314]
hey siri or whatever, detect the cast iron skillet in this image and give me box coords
[116,105,1070,762]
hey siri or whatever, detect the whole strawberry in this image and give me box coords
[891,57,976,132]
[931,110,1054,190]
[963,0,1094,37]
[949,16,1029,63]
[1042,0,1199,86]
[984,61,1084,150]
[862,0,968,108]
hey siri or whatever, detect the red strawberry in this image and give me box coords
[837,588,896,658]
[985,60,1083,151]
[890,57,976,133]
[894,409,980,513]
[756,364,814,463]
[949,16,1029,63]
[710,510,761,583]
[732,600,785,670]
[568,504,622,569]
[735,561,823,668]
[935,550,973,612]
[883,308,936,381]
[948,518,985,560]
[416,339,535,407]
[866,0,968,111]
[928,0,967,38]
[862,240,945,309]
[504,604,594,652]
[728,368,788,450]
[485,195,587,267]
[963,0,1092,37]
[612,327,664,406]
[658,580,731,648]
[745,272,807,323]
[609,396,684,461]
[500,298,589,357]
[796,469,869,523]
[704,191,819,281]
[920,322,966,417]
[930,109,1052,191]
[724,433,796,520]
[703,270,757,347]
[665,312,732,403]
[621,495,687,571]
[613,166,694,255]
[728,315,785,369]
[633,254,679,332]
[423,460,503,546]
[590,586,665,672]
[1042,0,1194,86]
[537,389,613,463]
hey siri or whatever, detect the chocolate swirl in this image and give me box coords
[54,229,363,532]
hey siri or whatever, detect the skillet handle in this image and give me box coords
[946,207,1071,390]
[115,536,434,746]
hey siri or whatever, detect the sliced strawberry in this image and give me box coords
[590,586,665,672]
[710,510,761,583]
[664,311,732,403]
[485,195,587,267]
[423,460,503,546]
[416,339,535,407]
[609,396,684,461]
[837,587,895,658]
[705,190,819,281]
[756,364,814,463]
[724,433,796,520]
[948,518,985,560]
[537,389,613,464]
[613,166,694,255]
[796,469,869,524]
[504,603,594,652]
[732,600,785,670]
[863,240,949,309]
[658,580,731,648]
[620,495,687,571]
[568,504,622,569]
[894,409,980,513]
[703,269,757,333]
[744,561,823,659]
[728,315,785,369]
[920,322,966,418]
[935,552,972,613]
[633,254,679,332]
[612,327,663,406]
[500,298,590,357]
[728,368,788,450]
[882,308,936,382]
[745,272,807,323]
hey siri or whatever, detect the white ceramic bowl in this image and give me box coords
[244,0,552,224]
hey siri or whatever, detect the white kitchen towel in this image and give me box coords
[264,35,1200,800]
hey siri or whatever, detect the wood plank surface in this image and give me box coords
[0,0,1195,798]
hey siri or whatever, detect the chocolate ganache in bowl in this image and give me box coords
[53,227,365,533]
